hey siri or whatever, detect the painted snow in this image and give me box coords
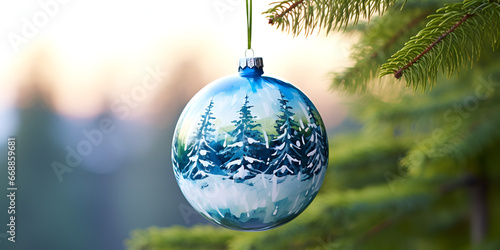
[172,72,329,231]
[177,169,325,231]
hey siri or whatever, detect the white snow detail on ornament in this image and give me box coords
[244,155,263,164]
[228,141,243,148]
[276,128,287,139]
[234,166,251,180]
[247,137,260,144]
[286,154,299,165]
[274,165,293,176]
[307,148,317,158]
[225,159,242,169]
[263,130,269,149]
[188,154,198,162]
[274,142,286,151]
[199,159,212,167]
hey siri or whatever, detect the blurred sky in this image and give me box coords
[0,0,351,125]
[0,1,355,249]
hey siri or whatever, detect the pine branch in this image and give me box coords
[393,13,473,80]
[380,0,500,89]
[333,9,431,93]
[268,0,304,25]
[263,0,398,36]
[373,12,431,58]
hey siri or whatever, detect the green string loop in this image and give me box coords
[246,0,252,51]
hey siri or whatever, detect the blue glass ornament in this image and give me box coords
[172,57,328,231]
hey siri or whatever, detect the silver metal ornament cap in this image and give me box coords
[238,57,263,71]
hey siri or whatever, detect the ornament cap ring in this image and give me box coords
[245,48,255,58]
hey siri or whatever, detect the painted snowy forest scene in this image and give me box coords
[172,73,328,230]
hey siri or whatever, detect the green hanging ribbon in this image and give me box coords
[246,0,252,51]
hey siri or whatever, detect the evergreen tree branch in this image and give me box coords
[380,0,500,89]
[333,9,431,93]
[268,0,304,25]
[263,0,398,36]
[374,12,430,58]
[393,13,473,80]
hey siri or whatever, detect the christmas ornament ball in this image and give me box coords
[172,57,328,231]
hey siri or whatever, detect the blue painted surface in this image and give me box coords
[172,64,329,231]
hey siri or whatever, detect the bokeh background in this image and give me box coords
[0,1,353,249]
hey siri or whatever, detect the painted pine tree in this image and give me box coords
[268,91,302,177]
[221,95,266,181]
[301,104,328,179]
[172,137,181,179]
[184,99,217,180]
